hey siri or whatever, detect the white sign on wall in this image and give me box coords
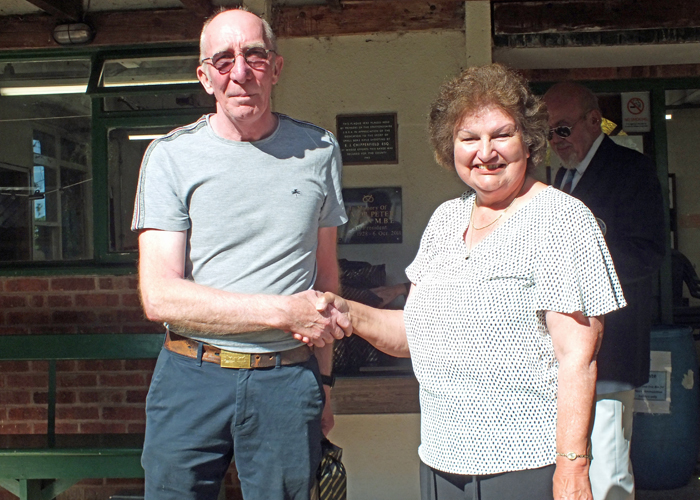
[621,92,651,133]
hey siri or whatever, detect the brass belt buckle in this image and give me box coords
[220,350,251,369]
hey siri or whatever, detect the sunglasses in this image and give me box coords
[201,47,276,74]
[547,125,575,141]
[547,113,589,141]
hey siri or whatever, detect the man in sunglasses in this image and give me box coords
[132,7,348,500]
[544,82,665,500]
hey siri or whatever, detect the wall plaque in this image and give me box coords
[336,114,398,165]
[338,187,402,244]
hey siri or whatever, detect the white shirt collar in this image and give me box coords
[568,133,604,191]
[573,133,604,175]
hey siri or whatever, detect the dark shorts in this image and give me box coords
[420,461,555,500]
[141,346,324,500]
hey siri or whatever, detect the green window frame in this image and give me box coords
[0,45,214,275]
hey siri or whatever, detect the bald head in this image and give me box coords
[543,82,603,167]
[200,8,276,62]
[544,82,599,116]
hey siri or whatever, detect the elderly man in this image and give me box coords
[132,7,348,500]
[544,82,666,500]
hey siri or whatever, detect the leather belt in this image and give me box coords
[164,330,312,369]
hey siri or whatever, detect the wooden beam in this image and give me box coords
[24,0,82,22]
[89,9,206,46]
[273,0,464,38]
[0,1,466,51]
[494,0,700,35]
[179,0,215,19]
[0,10,204,49]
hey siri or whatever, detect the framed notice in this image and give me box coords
[336,114,398,165]
[338,187,402,244]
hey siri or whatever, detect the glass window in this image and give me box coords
[0,59,90,95]
[108,126,178,253]
[100,55,200,88]
[666,89,700,270]
[103,92,215,112]
[0,92,92,262]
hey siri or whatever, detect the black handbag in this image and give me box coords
[313,438,347,500]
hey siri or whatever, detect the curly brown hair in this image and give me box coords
[428,63,548,173]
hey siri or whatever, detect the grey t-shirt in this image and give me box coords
[132,113,347,352]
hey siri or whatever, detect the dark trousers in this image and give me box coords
[142,346,324,500]
[420,461,555,500]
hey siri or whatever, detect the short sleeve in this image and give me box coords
[533,199,626,317]
[406,199,458,285]
[131,138,190,233]
[318,134,348,228]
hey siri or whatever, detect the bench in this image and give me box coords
[0,333,164,500]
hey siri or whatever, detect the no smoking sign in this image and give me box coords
[622,92,650,132]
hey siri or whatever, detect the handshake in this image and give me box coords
[286,290,353,347]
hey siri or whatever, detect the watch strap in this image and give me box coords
[321,374,335,387]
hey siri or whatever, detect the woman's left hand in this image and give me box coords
[553,462,593,499]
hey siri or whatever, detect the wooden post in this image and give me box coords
[465,1,492,67]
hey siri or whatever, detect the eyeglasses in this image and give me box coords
[201,47,276,74]
[547,113,588,141]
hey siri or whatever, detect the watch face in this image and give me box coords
[596,217,607,236]
[566,452,577,460]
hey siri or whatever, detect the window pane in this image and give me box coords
[0,59,90,95]
[61,167,90,259]
[108,126,174,253]
[0,93,92,262]
[0,168,30,260]
[103,92,215,112]
[101,55,199,87]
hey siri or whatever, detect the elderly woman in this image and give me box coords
[311,64,625,500]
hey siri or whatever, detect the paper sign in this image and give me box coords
[621,92,651,133]
[635,350,671,414]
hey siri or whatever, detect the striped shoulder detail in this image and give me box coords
[152,115,209,144]
[132,116,207,230]
[278,113,336,138]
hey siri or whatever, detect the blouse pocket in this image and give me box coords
[480,271,536,317]
[486,274,534,286]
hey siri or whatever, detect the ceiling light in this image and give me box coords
[0,85,87,96]
[53,23,94,45]
[128,134,166,141]
[102,78,199,88]
[665,113,673,120]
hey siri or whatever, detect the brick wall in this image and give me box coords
[0,274,241,500]
[0,275,152,335]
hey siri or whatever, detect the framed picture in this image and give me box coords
[338,187,402,244]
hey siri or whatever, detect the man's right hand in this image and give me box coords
[282,290,350,347]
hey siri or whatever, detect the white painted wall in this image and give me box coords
[327,414,421,500]
[274,30,468,285]
[494,42,700,70]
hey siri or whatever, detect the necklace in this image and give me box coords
[470,195,517,230]
[465,195,518,259]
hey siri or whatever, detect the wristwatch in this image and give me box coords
[556,451,593,461]
[321,374,335,388]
